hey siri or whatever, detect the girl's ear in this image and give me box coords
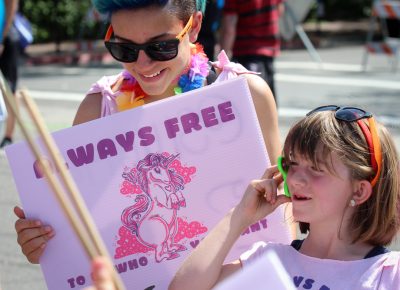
[188,11,203,43]
[352,180,373,206]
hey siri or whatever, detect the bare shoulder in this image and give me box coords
[243,74,275,107]
[72,93,102,126]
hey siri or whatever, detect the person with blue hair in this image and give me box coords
[13,0,290,287]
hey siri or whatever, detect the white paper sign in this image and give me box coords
[214,249,295,290]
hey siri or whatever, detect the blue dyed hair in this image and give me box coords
[92,0,206,19]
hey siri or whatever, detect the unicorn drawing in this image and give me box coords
[121,153,187,262]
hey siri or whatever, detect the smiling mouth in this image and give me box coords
[143,70,162,78]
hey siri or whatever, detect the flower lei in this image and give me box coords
[174,43,209,94]
[116,43,209,112]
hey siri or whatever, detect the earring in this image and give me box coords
[349,199,356,207]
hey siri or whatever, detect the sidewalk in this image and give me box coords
[22,20,372,66]
[23,40,115,66]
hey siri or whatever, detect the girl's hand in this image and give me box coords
[235,165,291,227]
[14,206,55,264]
[84,257,116,290]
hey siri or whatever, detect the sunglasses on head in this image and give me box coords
[307,105,382,187]
[104,15,193,63]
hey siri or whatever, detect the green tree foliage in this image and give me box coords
[21,0,373,43]
[21,0,94,43]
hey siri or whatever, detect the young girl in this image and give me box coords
[169,105,400,289]
[13,0,289,266]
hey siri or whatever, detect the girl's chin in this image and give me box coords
[138,72,176,96]
[291,211,310,223]
[141,83,170,97]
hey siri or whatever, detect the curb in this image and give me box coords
[23,40,117,66]
[24,50,116,66]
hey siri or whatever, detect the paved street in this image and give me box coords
[1,44,400,290]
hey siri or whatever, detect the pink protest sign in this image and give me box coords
[6,77,291,290]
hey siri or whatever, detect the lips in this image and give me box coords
[293,194,312,201]
[138,68,166,83]
[144,71,161,78]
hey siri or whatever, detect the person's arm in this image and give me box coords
[244,74,281,165]
[219,13,238,58]
[3,0,18,39]
[73,93,102,125]
[169,209,244,290]
[169,167,290,290]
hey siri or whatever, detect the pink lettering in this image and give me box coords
[241,219,268,236]
[164,118,180,139]
[66,275,86,288]
[115,131,135,152]
[181,112,202,134]
[114,256,148,274]
[138,126,155,146]
[218,101,235,122]
[67,144,95,167]
[97,139,118,160]
[201,106,219,127]
[164,101,236,139]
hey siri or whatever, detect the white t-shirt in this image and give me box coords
[240,242,400,290]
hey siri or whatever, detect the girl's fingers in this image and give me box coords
[16,224,54,245]
[255,178,277,193]
[261,166,284,188]
[14,206,26,219]
[15,218,42,234]
[252,179,277,203]
[14,205,53,264]
[25,243,46,264]
[253,177,289,206]
[274,195,291,207]
[272,172,284,185]
[261,165,279,179]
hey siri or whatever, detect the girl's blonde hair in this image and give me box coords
[283,110,400,245]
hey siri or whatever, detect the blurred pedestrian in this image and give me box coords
[0,0,20,149]
[197,0,224,60]
[220,0,284,103]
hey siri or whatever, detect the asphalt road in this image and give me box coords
[1,44,399,290]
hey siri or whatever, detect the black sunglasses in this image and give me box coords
[104,15,193,63]
[105,39,181,63]
[306,105,372,122]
